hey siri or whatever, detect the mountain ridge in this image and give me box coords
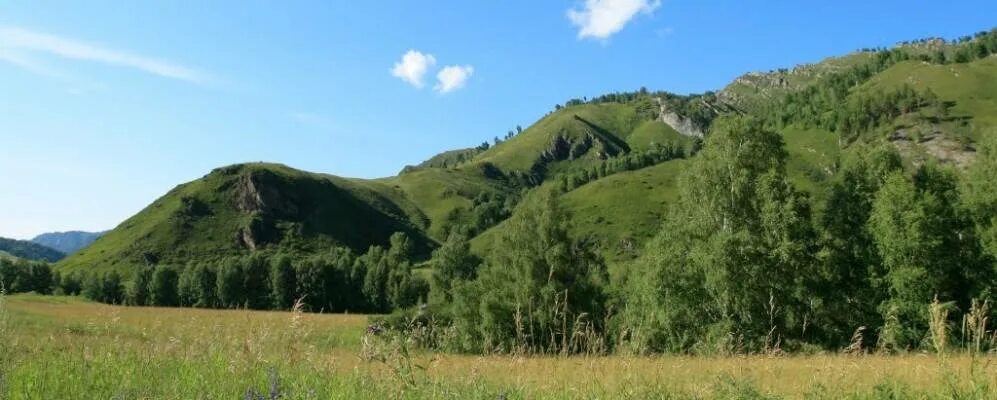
[31,231,106,255]
[57,28,997,274]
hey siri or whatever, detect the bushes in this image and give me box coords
[0,259,53,294]
[82,272,123,304]
[449,189,608,354]
[150,266,180,307]
[126,267,152,306]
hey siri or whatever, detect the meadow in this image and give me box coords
[1,294,993,399]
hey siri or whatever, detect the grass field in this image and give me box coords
[2,294,994,399]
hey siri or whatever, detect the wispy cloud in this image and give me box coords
[567,0,661,40]
[434,65,473,94]
[391,50,436,88]
[0,27,211,84]
[0,48,64,78]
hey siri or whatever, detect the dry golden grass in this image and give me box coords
[3,294,995,399]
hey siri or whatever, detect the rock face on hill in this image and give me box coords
[656,99,705,138]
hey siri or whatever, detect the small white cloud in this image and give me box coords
[0,26,211,84]
[434,65,473,94]
[391,50,436,88]
[567,0,661,40]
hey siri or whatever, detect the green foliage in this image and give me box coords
[452,189,608,354]
[178,263,217,308]
[815,145,904,345]
[126,266,153,306]
[0,237,64,263]
[429,232,480,304]
[216,258,246,308]
[82,272,123,304]
[870,164,985,349]
[0,259,53,294]
[625,117,818,353]
[961,134,997,260]
[360,233,428,313]
[150,266,180,307]
[242,254,271,310]
[269,255,296,310]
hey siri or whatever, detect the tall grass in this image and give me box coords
[2,294,996,399]
[0,287,9,394]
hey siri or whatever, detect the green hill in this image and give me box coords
[58,163,437,275]
[0,237,64,263]
[58,28,997,277]
[0,250,20,262]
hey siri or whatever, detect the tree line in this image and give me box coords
[554,140,695,193]
[6,232,428,314]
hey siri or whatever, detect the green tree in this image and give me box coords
[321,247,360,312]
[270,255,297,310]
[243,254,271,310]
[624,117,817,353]
[86,272,123,304]
[178,263,199,307]
[150,266,179,307]
[58,272,82,296]
[870,165,982,349]
[296,257,327,312]
[0,259,16,292]
[216,258,245,308]
[180,263,217,308]
[127,266,153,306]
[962,135,997,260]
[429,231,480,304]
[815,145,903,345]
[452,189,607,354]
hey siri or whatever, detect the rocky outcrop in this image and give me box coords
[655,98,705,138]
[539,134,574,162]
[234,171,297,217]
[889,129,977,169]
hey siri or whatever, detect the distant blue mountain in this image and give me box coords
[31,231,106,255]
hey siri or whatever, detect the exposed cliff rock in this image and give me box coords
[655,98,705,138]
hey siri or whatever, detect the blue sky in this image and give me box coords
[1,0,995,239]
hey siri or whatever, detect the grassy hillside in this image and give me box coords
[559,159,688,260]
[59,30,997,278]
[860,57,997,138]
[0,237,64,263]
[58,163,436,275]
[380,166,516,240]
[470,100,690,174]
[0,250,19,261]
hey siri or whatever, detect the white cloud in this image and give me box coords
[434,65,473,94]
[0,48,64,78]
[567,0,661,40]
[0,27,210,84]
[391,50,436,88]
